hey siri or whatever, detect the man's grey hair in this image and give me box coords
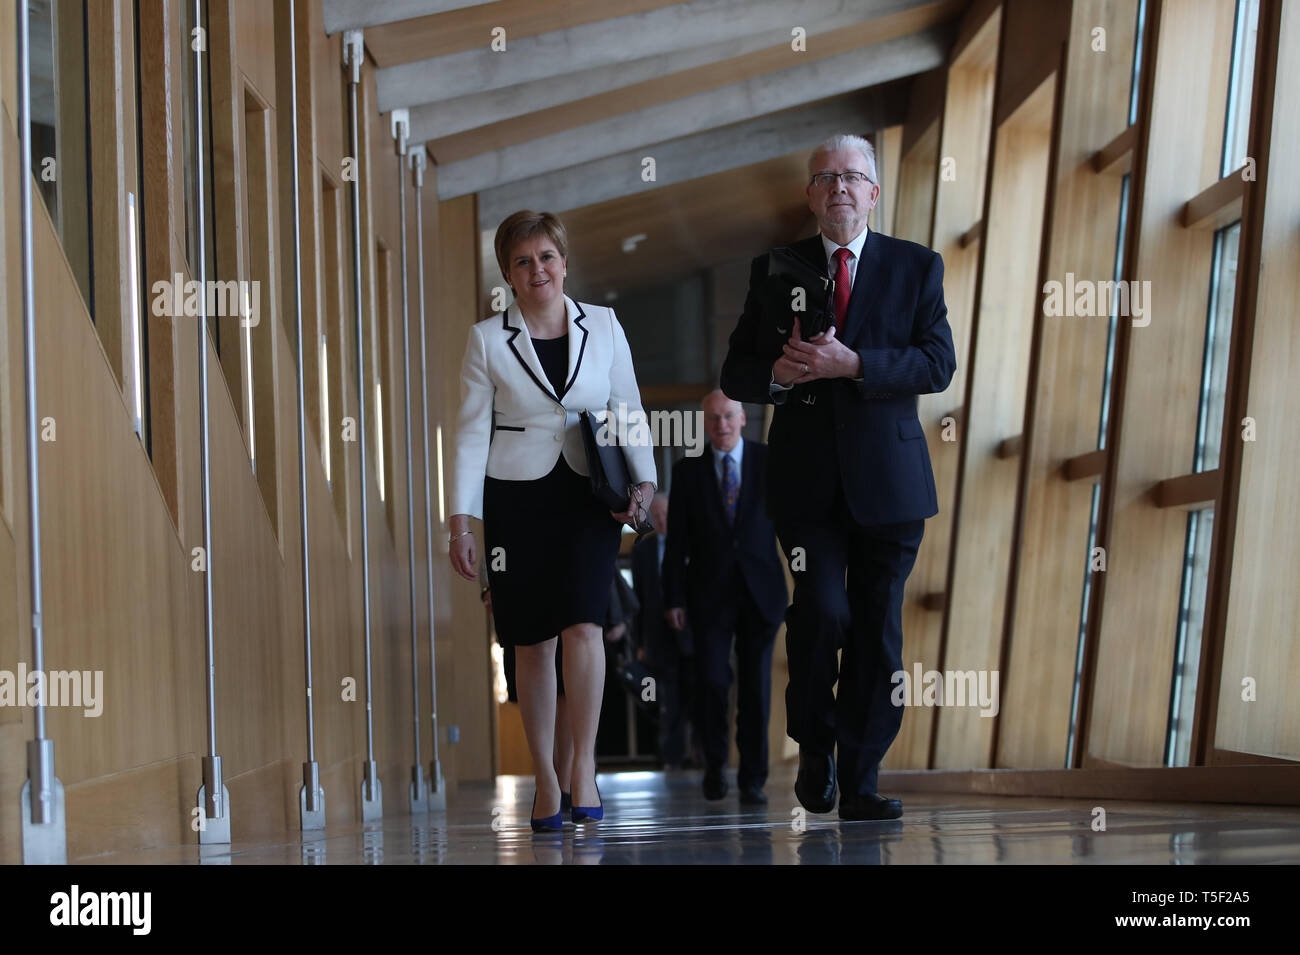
[808,133,877,183]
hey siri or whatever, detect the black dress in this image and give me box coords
[483,334,623,649]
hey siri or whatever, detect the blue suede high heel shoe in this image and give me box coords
[571,780,602,824]
[531,792,563,832]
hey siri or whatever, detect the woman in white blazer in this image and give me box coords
[448,210,656,830]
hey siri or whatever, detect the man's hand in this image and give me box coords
[772,317,806,386]
[781,322,862,384]
[665,607,687,631]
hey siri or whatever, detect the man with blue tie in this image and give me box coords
[721,134,956,821]
[663,391,789,804]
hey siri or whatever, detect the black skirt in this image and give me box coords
[483,455,623,647]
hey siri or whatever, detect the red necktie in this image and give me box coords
[832,247,852,335]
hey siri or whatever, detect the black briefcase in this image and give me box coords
[579,410,655,534]
[757,245,836,340]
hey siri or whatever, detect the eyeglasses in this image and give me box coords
[809,171,875,188]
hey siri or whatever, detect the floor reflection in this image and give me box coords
[74,766,1300,865]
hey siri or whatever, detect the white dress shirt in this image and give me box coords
[820,225,869,290]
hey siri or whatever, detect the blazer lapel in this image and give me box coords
[503,304,561,406]
[840,228,884,347]
[562,297,589,399]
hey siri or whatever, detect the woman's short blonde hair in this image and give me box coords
[494,210,569,281]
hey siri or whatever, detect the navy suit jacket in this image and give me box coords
[632,533,690,666]
[720,230,956,526]
[662,441,788,633]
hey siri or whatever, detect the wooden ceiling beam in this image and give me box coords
[362,0,683,67]
[322,0,492,35]
[471,83,907,228]
[376,0,934,111]
[438,30,944,199]
[422,0,963,164]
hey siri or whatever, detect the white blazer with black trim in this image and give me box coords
[450,295,658,521]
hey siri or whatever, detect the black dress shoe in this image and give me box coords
[703,767,728,801]
[738,785,767,806]
[838,792,903,821]
[794,749,836,813]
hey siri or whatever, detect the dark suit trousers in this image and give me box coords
[776,491,923,798]
[694,579,778,790]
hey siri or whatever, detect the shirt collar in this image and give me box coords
[820,225,870,266]
[712,438,743,471]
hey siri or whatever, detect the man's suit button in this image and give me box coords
[554,434,562,442]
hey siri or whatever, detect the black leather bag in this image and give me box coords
[579,410,655,533]
[757,245,836,340]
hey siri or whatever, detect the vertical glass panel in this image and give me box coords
[182,0,219,349]
[28,0,94,316]
[375,381,386,503]
[1221,0,1260,176]
[1167,507,1214,766]
[320,333,331,485]
[1195,223,1240,473]
[1128,0,1147,126]
[1065,171,1130,767]
[132,0,151,457]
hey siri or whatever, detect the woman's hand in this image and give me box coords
[448,515,478,581]
[611,482,655,529]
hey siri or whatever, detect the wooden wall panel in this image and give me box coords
[139,0,184,530]
[934,75,1056,769]
[415,173,464,790]
[889,5,999,770]
[0,0,482,859]
[435,192,495,784]
[877,124,902,236]
[1214,0,1300,762]
[892,120,938,247]
[996,0,1136,769]
[1086,0,1237,766]
[995,0,1070,126]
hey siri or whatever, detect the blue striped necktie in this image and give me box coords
[722,453,738,525]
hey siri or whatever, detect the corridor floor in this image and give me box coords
[72,766,1300,865]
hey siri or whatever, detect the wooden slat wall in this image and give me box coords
[891,120,938,247]
[1084,0,1237,766]
[888,5,999,770]
[995,0,1136,769]
[435,191,496,784]
[1213,0,1300,763]
[934,73,1056,769]
[0,0,487,862]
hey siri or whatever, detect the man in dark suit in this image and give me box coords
[720,133,956,821]
[663,390,789,804]
[631,494,695,769]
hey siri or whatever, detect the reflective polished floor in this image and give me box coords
[75,766,1300,864]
